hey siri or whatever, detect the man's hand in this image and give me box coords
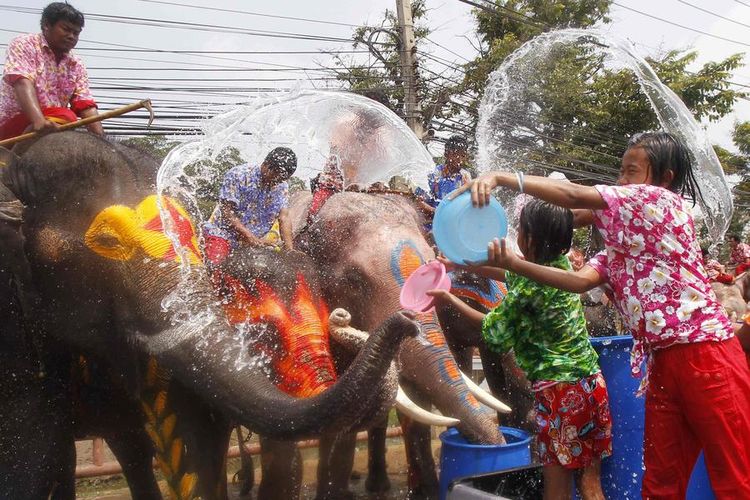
[487,238,517,270]
[31,118,59,135]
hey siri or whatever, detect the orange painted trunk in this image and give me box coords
[220,272,337,398]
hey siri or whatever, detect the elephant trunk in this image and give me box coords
[400,312,504,444]
[142,284,418,439]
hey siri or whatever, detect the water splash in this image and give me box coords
[154,89,434,366]
[476,28,733,243]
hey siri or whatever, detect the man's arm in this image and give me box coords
[12,78,57,134]
[220,201,267,248]
[79,107,103,135]
[278,208,293,250]
[436,255,506,281]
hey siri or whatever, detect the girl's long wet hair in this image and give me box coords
[627,131,703,205]
[518,199,574,264]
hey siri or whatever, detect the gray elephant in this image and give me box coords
[290,190,512,498]
[0,132,417,499]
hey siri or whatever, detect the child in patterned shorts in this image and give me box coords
[429,199,612,500]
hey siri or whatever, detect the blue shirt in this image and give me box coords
[203,164,288,246]
[416,164,471,208]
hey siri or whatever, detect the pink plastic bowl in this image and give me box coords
[400,261,452,312]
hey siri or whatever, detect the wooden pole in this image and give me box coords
[0,99,154,148]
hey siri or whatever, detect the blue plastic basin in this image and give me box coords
[592,335,714,499]
[438,426,532,500]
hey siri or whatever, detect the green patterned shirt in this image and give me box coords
[481,254,600,384]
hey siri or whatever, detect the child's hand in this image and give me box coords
[448,172,503,207]
[487,238,516,270]
[436,254,460,272]
[426,289,453,303]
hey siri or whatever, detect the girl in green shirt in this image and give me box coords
[429,199,611,500]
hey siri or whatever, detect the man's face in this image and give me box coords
[260,163,289,186]
[445,149,467,168]
[43,20,81,54]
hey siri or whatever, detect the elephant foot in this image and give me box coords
[365,470,391,493]
[313,490,355,500]
[407,484,440,500]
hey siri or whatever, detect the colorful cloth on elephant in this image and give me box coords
[482,254,600,384]
[535,371,612,469]
[202,164,288,247]
[0,33,96,132]
[586,184,733,394]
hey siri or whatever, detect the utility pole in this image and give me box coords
[395,0,424,140]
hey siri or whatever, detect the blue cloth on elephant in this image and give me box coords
[202,164,288,247]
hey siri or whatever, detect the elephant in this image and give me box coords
[213,245,458,500]
[289,190,513,499]
[0,131,418,499]
[711,273,750,321]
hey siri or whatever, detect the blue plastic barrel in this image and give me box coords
[438,426,532,500]
[592,335,714,499]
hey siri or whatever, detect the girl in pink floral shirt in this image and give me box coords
[452,131,750,499]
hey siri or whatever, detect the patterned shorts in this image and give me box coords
[534,372,613,469]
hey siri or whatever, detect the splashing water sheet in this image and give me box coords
[476,28,733,244]
[154,89,435,364]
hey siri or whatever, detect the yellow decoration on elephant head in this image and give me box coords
[85,195,202,265]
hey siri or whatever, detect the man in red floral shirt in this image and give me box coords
[729,234,750,276]
[0,2,101,141]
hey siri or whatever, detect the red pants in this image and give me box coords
[643,338,750,499]
[307,187,336,222]
[736,262,750,275]
[713,273,734,285]
[0,106,77,140]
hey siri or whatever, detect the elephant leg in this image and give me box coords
[479,345,534,432]
[106,429,161,500]
[397,382,439,500]
[365,420,391,493]
[258,436,302,500]
[315,431,357,500]
[235,426,254,497]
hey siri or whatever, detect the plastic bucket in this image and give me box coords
[438,426,532,500]
[592,335,714,499]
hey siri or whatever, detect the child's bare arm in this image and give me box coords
[436,255,506,281]
[487,238,605,293]
[427,289,485,328]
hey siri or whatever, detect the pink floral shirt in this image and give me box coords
[0,33,95,124]
[587,184,733,393]
[730,242,750,266]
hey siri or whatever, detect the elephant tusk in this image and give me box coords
[395,386,460,427]
[328,308,370,352]
[460,371,512,414]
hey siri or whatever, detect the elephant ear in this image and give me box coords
[0,146,25,204]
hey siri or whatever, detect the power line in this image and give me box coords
[0,5,360,44]
[612,2,750,48]
[133,0,361,28]
[455,0,546,32]
[676,0,750,30]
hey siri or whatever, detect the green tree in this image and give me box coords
[329,0,455,133]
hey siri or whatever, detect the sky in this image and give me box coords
[1,0,749,150]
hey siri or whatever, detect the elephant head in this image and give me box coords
[292,191,507,444]
[2,131,418,440]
